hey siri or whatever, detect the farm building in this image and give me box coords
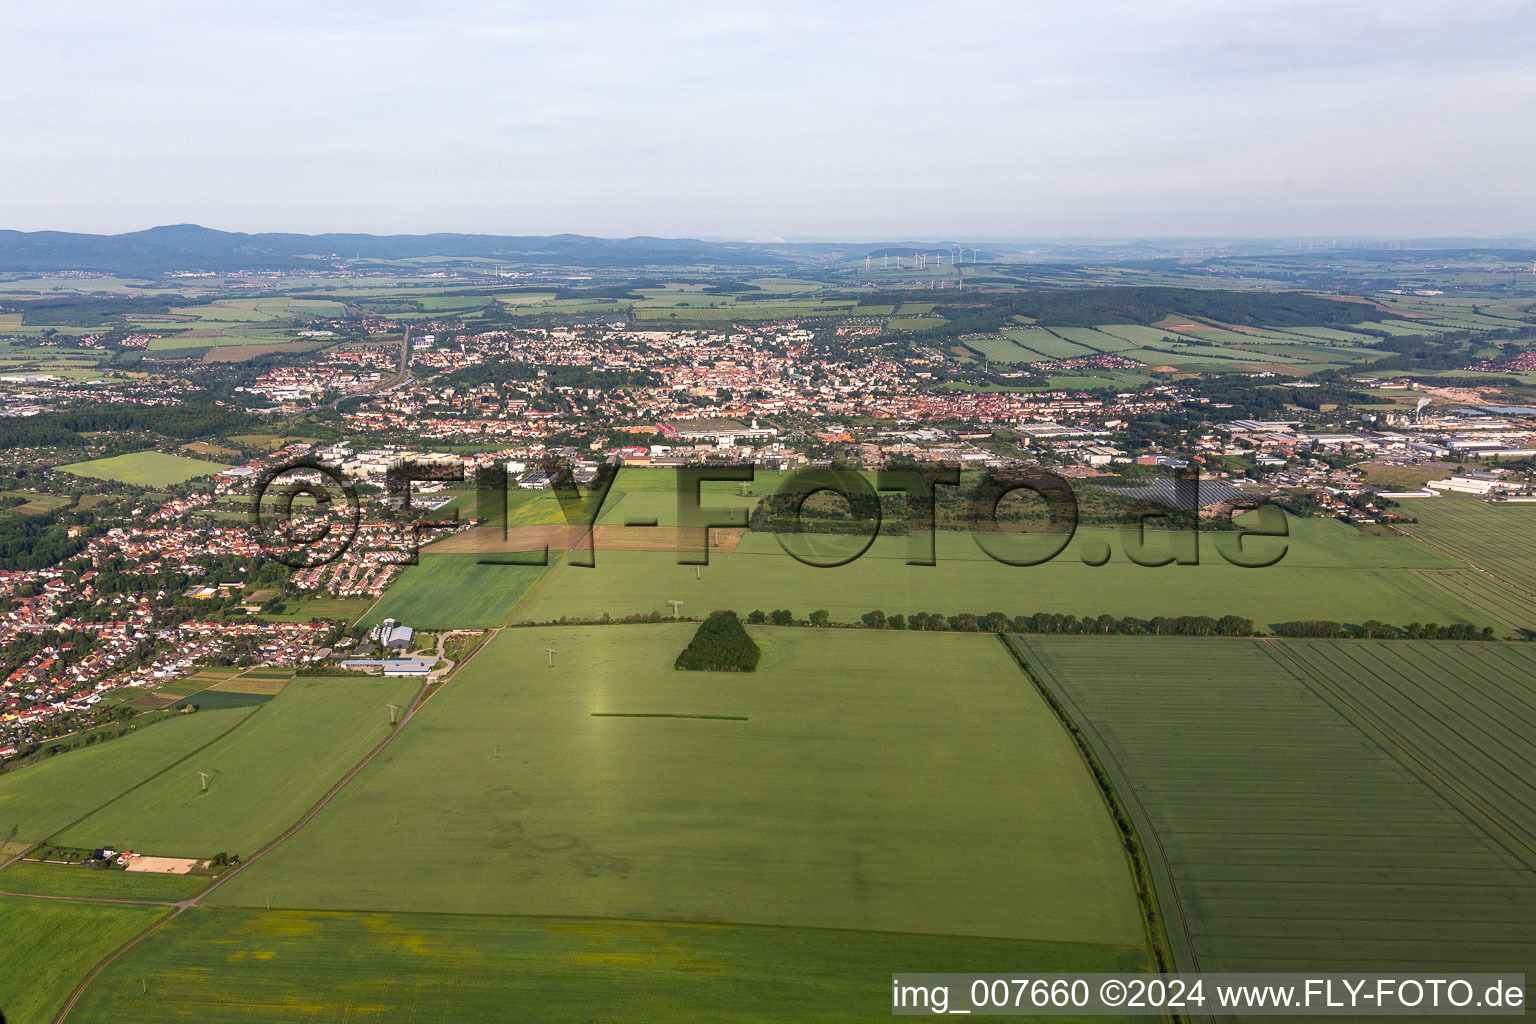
[338,658,432,676]
[370,618,416,650]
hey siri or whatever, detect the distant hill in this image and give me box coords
[0,224,792,275]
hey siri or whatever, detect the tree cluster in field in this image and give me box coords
[674,610,761,672]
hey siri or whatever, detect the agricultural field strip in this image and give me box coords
[962,335,1037,363]
[56,677,421,858]
[1015,637,1536,978]
[1272,641,1536,863]
[1087,325,1183,346]
[513,520,1495,633]
[15,705,269,854]
[359,554,549,629]
[1395,503,1536,608]
[205,627,1144,946]
[1414,569,1536,634]
[1012,648,1202,971]
[68,907,1152,1024]
[1043,327,1137,353]
[0,707,258,854]
[40,670,443,1024]
[0,896,170,1024]
[1003,329,1095,359]
[1161,331,1320,362]
[0,860,210,903]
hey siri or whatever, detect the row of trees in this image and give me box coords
[1276,620,1495,640]
[739,609,1495,640]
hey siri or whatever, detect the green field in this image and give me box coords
[0,860,210,901]
[512,518,1498,633]
[1046,371,1152,391]
[962,335,1036,363]
[1059,327,1138,352]
[0,489,73,515]
[146,334,295,351]
[57,450,230,487]
[0,894,168,1024]
[595,467,767,526]
[253,593,375,625]
[0,708,255,842]
[359,554,549,629]
[71,907,1150,1024]
[1273,639,1536,856]
[1015,636,1536,981]
[1396,497,1536,634]
[1002,328,1094,360]
[1095,325,1184,347]
[212,626,1145,947]
[55,677,419,858]
[886,315,947,331]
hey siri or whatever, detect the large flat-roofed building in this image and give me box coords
[1426,472,1520,495]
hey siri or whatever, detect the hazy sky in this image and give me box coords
[4,0,1533,238]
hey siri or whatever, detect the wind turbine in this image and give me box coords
[668,599,684,618]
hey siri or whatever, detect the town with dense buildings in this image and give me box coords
[3,255,1536,764]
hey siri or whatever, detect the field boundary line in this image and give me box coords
[500,552,563,624]
[999,634,1191,1010]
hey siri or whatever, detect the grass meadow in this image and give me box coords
[56,676,419,859]
[57,450,230,487]
[1014,636,1536,981]
[211,626,1146,947]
